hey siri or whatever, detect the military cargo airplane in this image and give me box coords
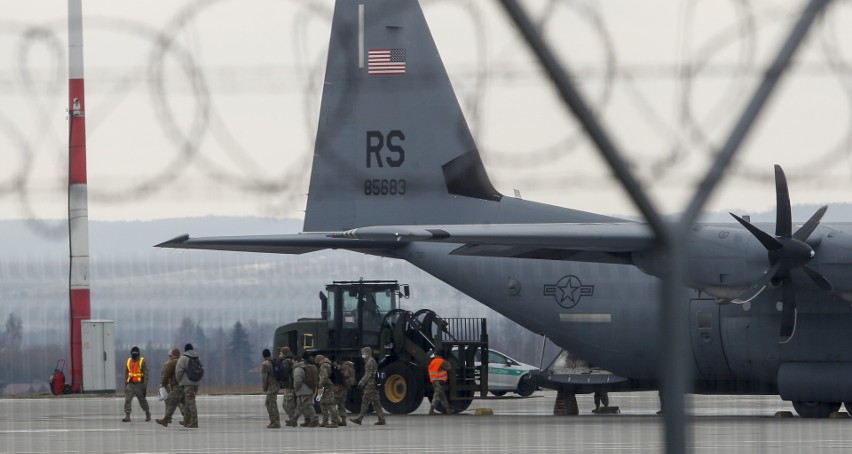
[157,0,852,418]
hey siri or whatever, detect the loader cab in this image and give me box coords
[324,280,406,352]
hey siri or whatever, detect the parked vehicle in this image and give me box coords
[454,347,539,397]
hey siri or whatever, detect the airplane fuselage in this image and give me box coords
[394,227,852,396]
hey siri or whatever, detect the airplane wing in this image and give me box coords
[154,233,404,256]
[332,223,655,264]
[156,223,654,264]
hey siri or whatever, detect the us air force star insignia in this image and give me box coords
[543,275,594,309]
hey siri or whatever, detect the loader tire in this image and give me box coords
[379,362,424,414]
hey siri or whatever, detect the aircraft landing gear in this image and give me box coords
[553,389,579,416]
[792,400,841,418]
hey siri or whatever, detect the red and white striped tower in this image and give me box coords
[67,0,91,393]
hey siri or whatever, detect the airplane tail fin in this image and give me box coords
[304,0,607,232]
[304,0,506,232]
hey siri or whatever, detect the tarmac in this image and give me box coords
[2,390,852,453]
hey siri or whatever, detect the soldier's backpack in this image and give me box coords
[185,355,204,382]
[272,358,291,383]
[330,363,344,385]
[339,361,356,388]
[304,363,319,390]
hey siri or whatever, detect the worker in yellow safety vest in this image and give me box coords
[428,351,452,415]
[123,346,151,422]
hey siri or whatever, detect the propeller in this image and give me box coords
[729,165,831,342]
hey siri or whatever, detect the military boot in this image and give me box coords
[326,421,339,428]
[121,413,131,422]
[375,419,386,425]
[337,418,347,426]
[155,418,169,427]
[267,421,281,429]
[285,420,297,427]
[299,419,311,427]
[349,417,362,425]
[308,419,319,427]
[145,411,151,422]
[318,419,328,427]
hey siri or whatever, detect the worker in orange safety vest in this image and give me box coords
[428,350,452,415]
[123,346,150,422]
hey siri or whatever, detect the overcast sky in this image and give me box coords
[3,0,852,225]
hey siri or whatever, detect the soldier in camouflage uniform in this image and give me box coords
[261,349,280,428]
[315,355,340,428]
[156,343,200,428]
[333,359,355,426]
[155,348,184,426]
[350,346,386,426]
[278,347,296,422]
[176,344,202,428]
[287,355,318,428]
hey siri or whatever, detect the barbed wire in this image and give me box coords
[2,0,851,238]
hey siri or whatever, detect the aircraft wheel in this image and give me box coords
[516,375,536,397]
[792,400,841,418]
[379,361,424,414]
[491,391,507,397]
